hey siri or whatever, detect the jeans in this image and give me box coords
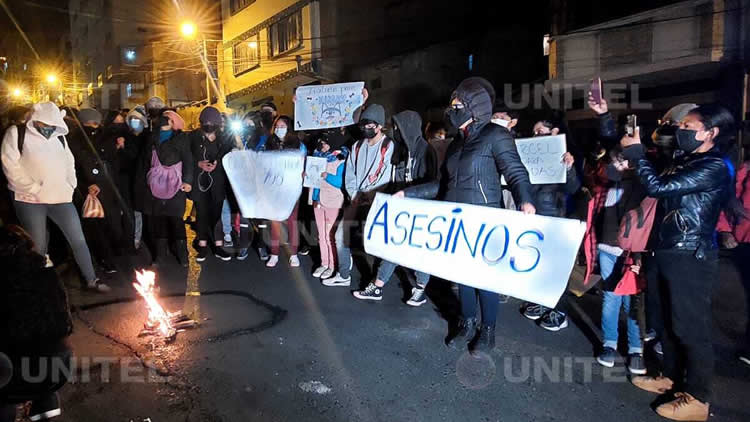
[460,285,499,326]
[134,211,143,246]
[314,205,340,269]
[376,260,430,288]
[271,202,299,255]
[221,199,232,237]
[334,204,367,279]
[13,200,97,283]
[599,250,643,354]
[654,248,717,402]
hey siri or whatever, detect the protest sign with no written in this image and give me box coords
[223,150,305,221]
[364,193,586,308]
[504,134,567,185]
[294,82,365,131]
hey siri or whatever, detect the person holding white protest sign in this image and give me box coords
[266,116,307,268]
[309,132,349,279]
[353,110,437,305]
[322,104,395,287]
[404,77,536,353]
[521,118,581,332]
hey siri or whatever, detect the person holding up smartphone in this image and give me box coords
[190,107,234,263]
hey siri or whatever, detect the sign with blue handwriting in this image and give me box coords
[294,82,365,131]
[515,134,567,184]
[364,193,587,308]
[223,150,304,221]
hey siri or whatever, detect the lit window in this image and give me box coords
[97,73,103,87]
[87,82,93,96]
[106,65,113,80]
[232,34,260,76]
[126,83,133,98]
[269,10,302,57]
[543,34,550,57]
[124,48,136,62]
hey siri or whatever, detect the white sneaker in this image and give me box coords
[289,255,300,267]
[312,266,328,278]
[320,267,335,279]
[266,255,279,268]
[406,287,427,307]
[322,272,351,287]
[223,233,233,247]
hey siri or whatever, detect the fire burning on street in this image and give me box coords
[133,270,196,341]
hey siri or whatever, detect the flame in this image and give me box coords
[133,270,173,337]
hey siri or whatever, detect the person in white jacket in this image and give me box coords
[1,102,109,292]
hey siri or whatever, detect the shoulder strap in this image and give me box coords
[16,124,25,154]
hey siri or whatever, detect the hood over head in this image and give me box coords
[127,106,148,127]
[27,102,69,137]
[451,77,495,129]
[392,110,425,152]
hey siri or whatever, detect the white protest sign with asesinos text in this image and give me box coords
[294,82,365,131]
[223,150,304,221]
[364,193,586,308]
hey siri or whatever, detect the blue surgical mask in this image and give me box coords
[275,128,288,139]
[129,119,144,133]
[38,126,56,139]
[159,129,173,143]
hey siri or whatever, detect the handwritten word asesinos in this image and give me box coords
[366,201,544,273]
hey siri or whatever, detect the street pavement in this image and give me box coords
[39,225,750,422]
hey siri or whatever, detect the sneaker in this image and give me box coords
[627,353,647,375]
[266,255,279,268]
[406,287,427,307]
[540,310,568,332]
[596,347,617,368]
[223,233,233,247]
[289,255,300,267]
[196,246,209,263]
[655,392,709,422]
[321,273,351,287]
[631,375,674,394]
[353,282,383,301]
[102,262,117,274]
[447,317,478,349]
[237,248,249,261]
[29,392,61,421]
[299,245,311,256]
[85,279,111,293]
[523,303,548,321]
[320,267,335,279]
[654,341,664,356]
[215,248,232,261]
[312,266,328,278]
[644,328,658,342]
[258,248,270,261]
[739,349,750,366]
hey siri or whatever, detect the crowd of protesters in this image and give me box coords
[2,74,750,422]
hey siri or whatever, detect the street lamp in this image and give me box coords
[11,87,23,98]
[46,73,58,84]
[180,21,197,40]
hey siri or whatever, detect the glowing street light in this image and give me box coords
[248,41,258,49]
[46,73,57,84]
[180,21,197,39]
[11,87,23,98]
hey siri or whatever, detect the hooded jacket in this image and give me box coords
[1,102,76,204]
[391,110,437,189]
[405,78,534,208]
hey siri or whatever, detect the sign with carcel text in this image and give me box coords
[514,134,567,184]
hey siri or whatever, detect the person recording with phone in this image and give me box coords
[190,107,234,263]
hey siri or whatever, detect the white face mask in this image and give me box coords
[492,118,511,128]
[275,128,288,139]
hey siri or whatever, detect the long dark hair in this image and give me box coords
[268,115,300,150]
[691,104,746,223]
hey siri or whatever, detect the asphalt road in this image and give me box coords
[40,225,750,422]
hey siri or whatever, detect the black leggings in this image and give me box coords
[146,215,185,241]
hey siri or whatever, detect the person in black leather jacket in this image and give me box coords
[621,104,735,421]
[521,119,580,331]
[403,77,536,354]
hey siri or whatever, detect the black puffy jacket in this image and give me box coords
[530,167,580,217]
[405,78,534,207]
[623,144,732,252]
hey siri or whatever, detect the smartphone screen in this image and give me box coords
[590,77,602,105]
[626,114,637,136]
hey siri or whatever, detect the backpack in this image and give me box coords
[617,196,658,252]
[353,137,392,189]
[15,124,66,154]
[146,148,183,200]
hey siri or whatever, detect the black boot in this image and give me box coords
[471,324,496,354]
[151,238,168,267]
[175,239,189,267]
[447,317,478,349]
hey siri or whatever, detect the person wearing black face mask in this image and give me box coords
[402,77,536,354]
[621,104,738,421]
[190,106,234,263]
